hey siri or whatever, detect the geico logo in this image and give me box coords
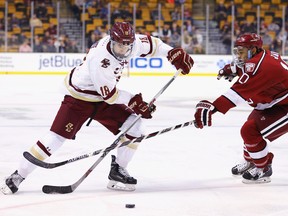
[130,58,162,68]
[38,55,82,70]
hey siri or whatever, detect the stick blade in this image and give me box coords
[23,151,47,168]
[23,151,65,169]
[23,151,56,169]
[42,185,74,194]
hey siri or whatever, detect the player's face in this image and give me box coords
[111,41,133,60]
[232,46,248,68]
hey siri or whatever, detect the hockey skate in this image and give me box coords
[0,170,25,195]
[242,153,274,184]
[242,165,272,184]
[231,160,255,176]
[107,155,137,191]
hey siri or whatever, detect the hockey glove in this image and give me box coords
[167,48,194,75]
[128,93,156,119]
[217,62,237,82]
[194,100,215,129]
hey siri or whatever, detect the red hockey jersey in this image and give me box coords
[213,50,288,114]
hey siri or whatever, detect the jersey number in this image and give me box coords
[100,86,110,97]
[139,36,149,43]
[239,73,249,84]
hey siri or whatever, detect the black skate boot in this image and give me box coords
[242,165,272,184]
[231,160,255,175]
[0,170,25,195]
[107,155,137,191]
[242,153,274,184]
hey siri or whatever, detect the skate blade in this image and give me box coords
[107,180,136,191]
[242,177,271,184]
[0,185,13,195]
[232,174,243,178]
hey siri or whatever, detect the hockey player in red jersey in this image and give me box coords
[1,22,194,194]
[194,33,288,184]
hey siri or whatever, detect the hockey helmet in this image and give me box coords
[234,33,263,50]
[110,22,135,45]
[233,33,263,67]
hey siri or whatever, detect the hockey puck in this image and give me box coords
[125,204,135,208]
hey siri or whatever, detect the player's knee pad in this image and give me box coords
[30,131,66,161]
[121,114,145,138]
[241,119,263,144]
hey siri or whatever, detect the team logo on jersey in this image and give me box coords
[101,58,110,68]
[65,123,74,132]
[245,63,255,73]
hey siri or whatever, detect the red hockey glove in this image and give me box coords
[217,62,237,82]
[128,93,156,119]
[194,100,215,129]
[167,48,194,75]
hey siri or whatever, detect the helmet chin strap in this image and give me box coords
[247,49,253,60]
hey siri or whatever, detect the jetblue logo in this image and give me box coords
[130,58,162,68]
[38,55,82,70]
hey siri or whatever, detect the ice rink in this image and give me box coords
[1,74,288,216]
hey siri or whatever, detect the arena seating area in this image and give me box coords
[0,0,287,54]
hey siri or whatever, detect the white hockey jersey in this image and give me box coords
[64,34,173,104]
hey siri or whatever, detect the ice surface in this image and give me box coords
[1,75,288,216]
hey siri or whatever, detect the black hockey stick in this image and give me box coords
[41,70,182,194]
[23,120,194,169]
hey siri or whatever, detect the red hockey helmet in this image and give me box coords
[110,22,135,45]
[233,33,263,67]
[234,33,263,49]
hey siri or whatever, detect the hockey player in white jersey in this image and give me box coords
[1,22,194,194]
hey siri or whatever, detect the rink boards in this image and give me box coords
[0,53,234,76]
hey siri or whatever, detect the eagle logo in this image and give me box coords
[101,58,110,68]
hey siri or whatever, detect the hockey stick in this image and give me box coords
[41,70,182,194]
[23,120,194,169]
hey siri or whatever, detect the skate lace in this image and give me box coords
[118,166,131,178]
[236,161,251,171]
[10,173,24,187]
[248,167,263,177]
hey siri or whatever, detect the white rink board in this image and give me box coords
[1,53,234,75]
[1,53,287,75]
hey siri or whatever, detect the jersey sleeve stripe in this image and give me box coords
[224,88,245,106]
[252,50,266,75]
